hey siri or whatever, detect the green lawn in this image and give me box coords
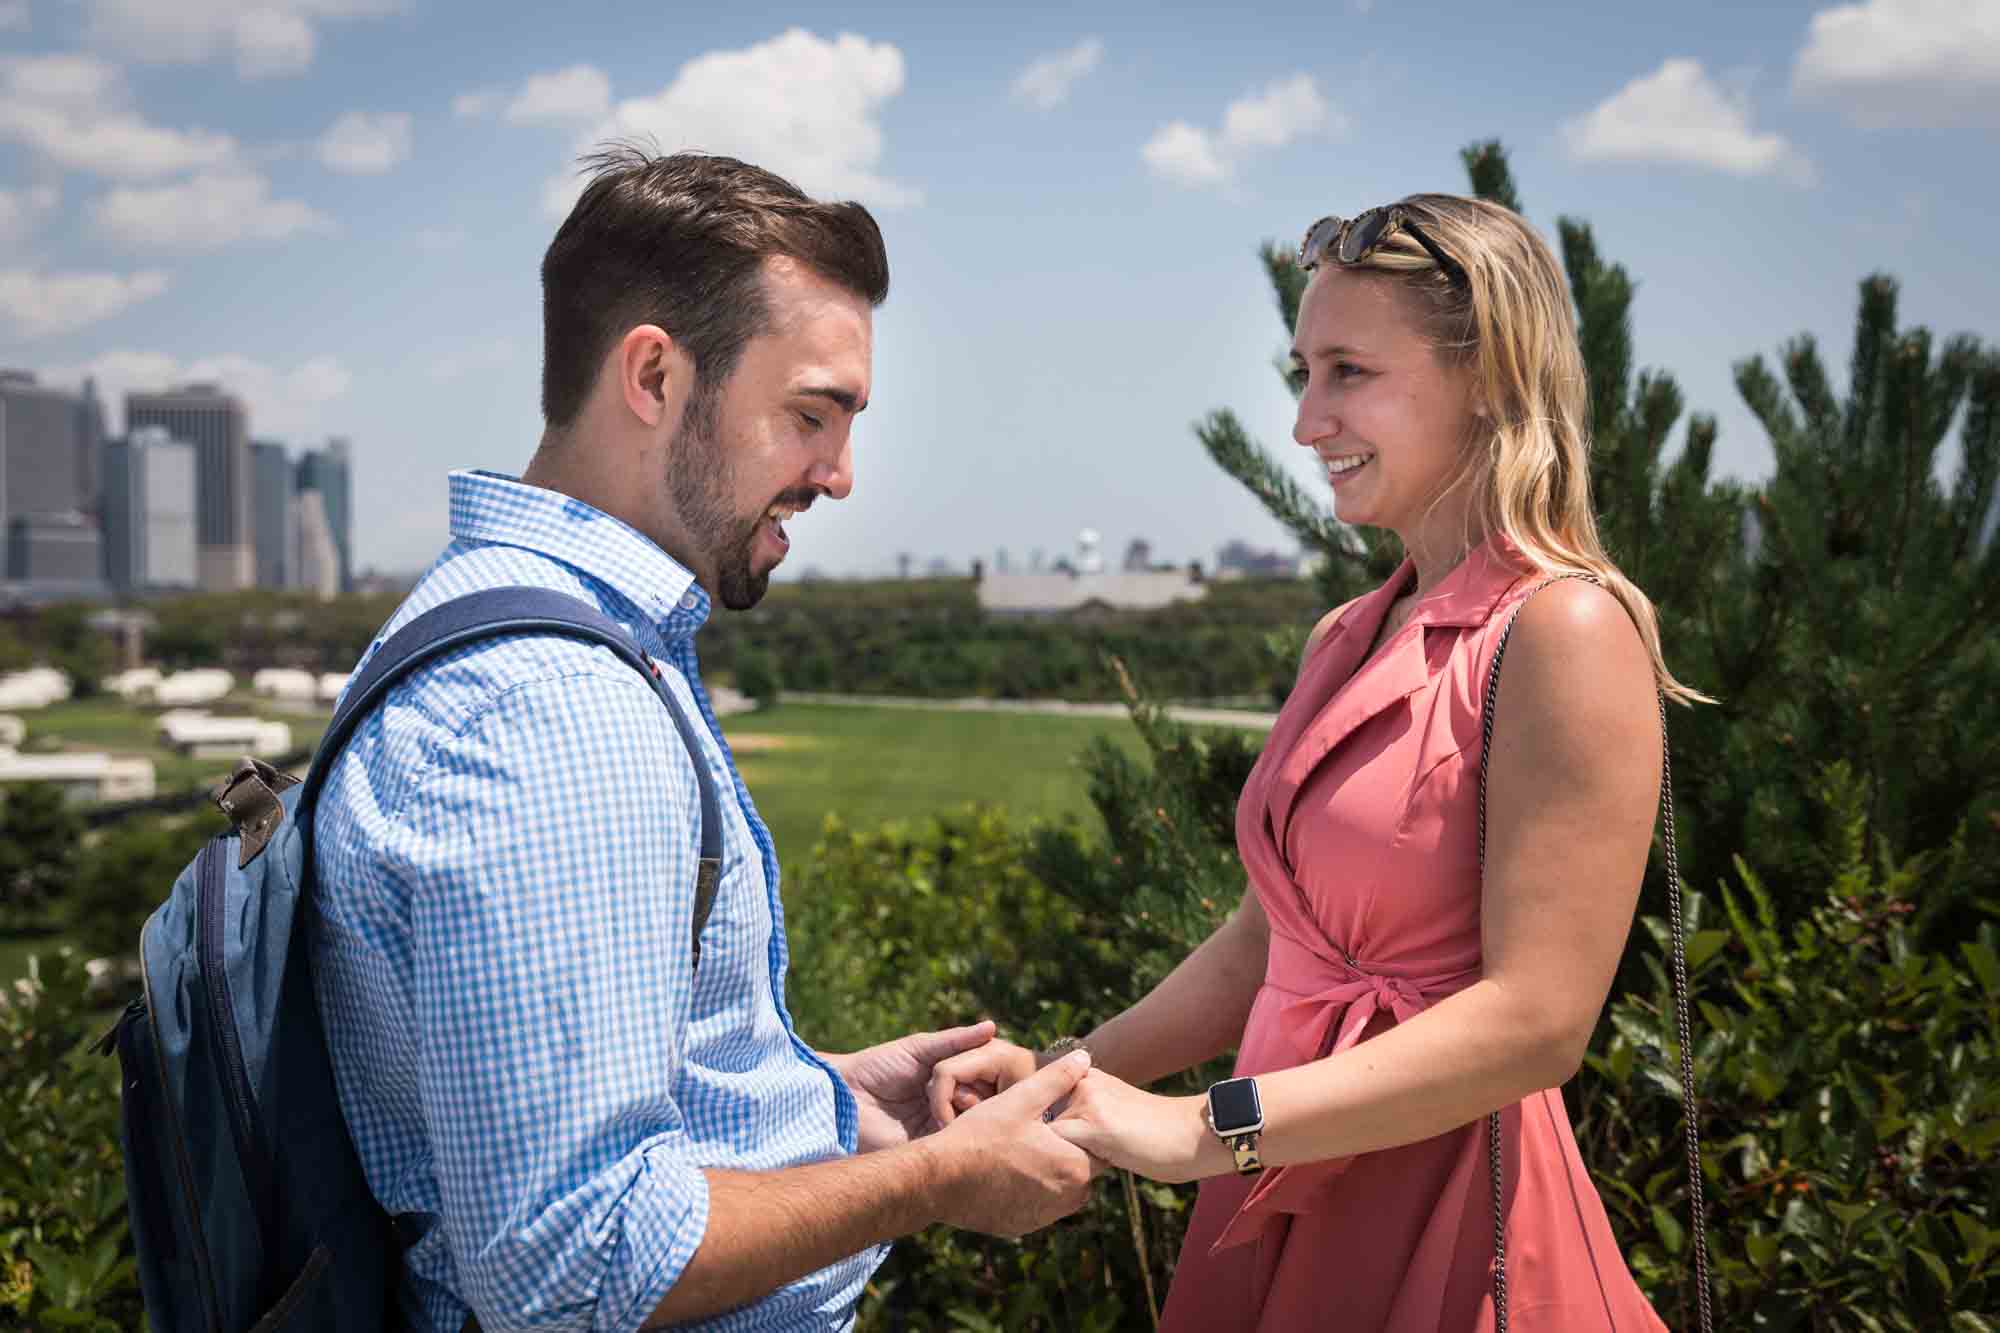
[12,693,333,795]
[725,702,1146,876]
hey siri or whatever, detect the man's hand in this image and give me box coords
[823,1020,998,1152]
[927,1050,1099,1237]
[927,1036,1038,1127]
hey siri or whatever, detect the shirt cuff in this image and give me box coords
[594,1143,713,1333]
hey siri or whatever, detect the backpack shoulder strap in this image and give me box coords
[298,585,724,972]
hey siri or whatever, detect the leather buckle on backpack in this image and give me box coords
[213,757,301,868]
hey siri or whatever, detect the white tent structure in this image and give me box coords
[154,669,235,707]
[253,668,320,702]
[157,713,291,759]
[0,668,73,710]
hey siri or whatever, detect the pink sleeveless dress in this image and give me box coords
[1160,540,1666,1332]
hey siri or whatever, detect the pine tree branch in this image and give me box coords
[1195,409,1351,560]
[1260,242,1309,337]
[1460,140,1524,211]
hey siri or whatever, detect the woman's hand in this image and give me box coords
[1046,1071,1217,1184]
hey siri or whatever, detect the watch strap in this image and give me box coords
[1226,1130,1263,1174]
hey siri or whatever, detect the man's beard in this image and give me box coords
[667,384,769,611]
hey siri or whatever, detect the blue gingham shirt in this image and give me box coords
[312,470,882,1332]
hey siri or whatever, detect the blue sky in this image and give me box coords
[2,0,1996,578]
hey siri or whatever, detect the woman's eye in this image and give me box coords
[1286,364,1309,392]
[799,412,823,431]
[1333,362,1364,380]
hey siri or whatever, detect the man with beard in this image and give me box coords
[311,147,1096,1333]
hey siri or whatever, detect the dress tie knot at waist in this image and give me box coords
[1274,949,1444,1067]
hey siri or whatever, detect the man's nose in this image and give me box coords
[809,441,853,501]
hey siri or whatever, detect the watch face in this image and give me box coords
[1208,1077,1262,1133]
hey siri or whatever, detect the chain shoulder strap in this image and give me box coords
[1479,574,1712,1333]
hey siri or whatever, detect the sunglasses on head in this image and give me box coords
[1298,206,1467,288]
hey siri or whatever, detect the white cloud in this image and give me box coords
[1141,121,1228,186]
[235,9,315,79]
[0,2,28,32]
[504,64,611,126]
[316,110,411,173]
[452,88,501,119]
[547,28,920,218]
[92,169,332,250]
[1562,58,1814,182]
[1012,38,1102,110]
[0,53,239,179]
[49,350,353,439]
[0,182,58,244]
[1142,73,1339,188]
[0,268,169,338]
[80,0,400,77]
[1793,0,2000,127]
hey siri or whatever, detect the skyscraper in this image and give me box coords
[103,426,197,591]
[291,487,340,600]
[250,439,295,589]
[127,383,251,592]
[296,437,352,591]
[0,370,97,584]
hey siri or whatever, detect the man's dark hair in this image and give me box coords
[540,145,890,430]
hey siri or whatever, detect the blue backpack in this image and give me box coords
[103,587,724,1332]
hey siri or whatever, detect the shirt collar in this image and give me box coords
[446,469,711,638]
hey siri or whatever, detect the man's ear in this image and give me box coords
[616,324,677,429]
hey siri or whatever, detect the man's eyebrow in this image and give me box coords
[797,384,866,414]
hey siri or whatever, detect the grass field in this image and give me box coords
[724,702,1146,876]
[2,701,1146,983]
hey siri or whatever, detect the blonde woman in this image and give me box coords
[933,196,1701,1330]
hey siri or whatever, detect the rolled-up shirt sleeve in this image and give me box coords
[386,668,710,1332]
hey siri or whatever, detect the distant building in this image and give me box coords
[128,383,252,592]
[1123,538,1154,572]
[977,570,1208,618]
[250,440,295,589]
[291,488,340,600]
[1213,539,1301,580]
[295,438,352,592]
[1,371,104,589]
[102,426,198,592]
[5,511,103,589]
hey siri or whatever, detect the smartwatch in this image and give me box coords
[1204,1076,1265,1174]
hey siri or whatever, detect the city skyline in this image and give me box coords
[1,1,1996,580]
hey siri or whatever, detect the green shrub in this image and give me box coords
[0,950,139,1329]
[69,814,213,962]
[0,783,82,934]
[788,805,1192,1330]
[733,646,783,711]
[1576,763,2000,1329]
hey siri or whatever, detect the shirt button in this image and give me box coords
[679,593,697,610]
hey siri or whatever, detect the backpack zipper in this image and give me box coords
[140,919,226,1333]
[196,837,280,1254]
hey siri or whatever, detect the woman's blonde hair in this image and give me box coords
[1332,192,1711,705]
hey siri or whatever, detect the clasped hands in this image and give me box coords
[820,1022,1210,1240]
[925,1035,1216,1186]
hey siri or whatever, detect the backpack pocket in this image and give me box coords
[245,1244,331,1333]
[114,962,225,1333]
